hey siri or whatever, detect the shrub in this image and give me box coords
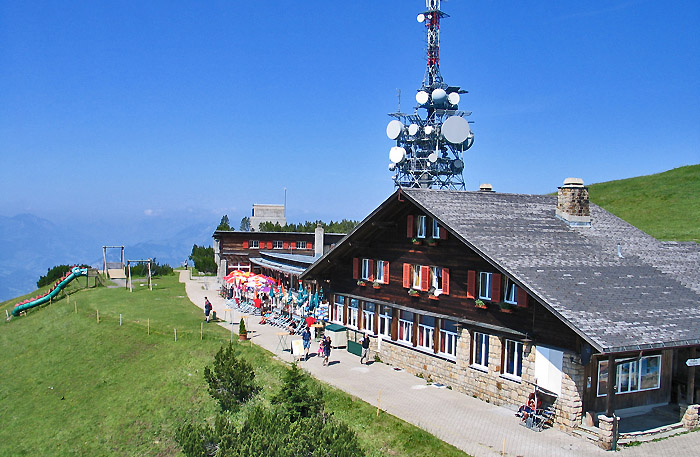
[271,363,324,422]
[203,343,259,412]
[239,319,247,335]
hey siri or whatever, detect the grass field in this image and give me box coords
[0,274,469,457]
[587,164,700,243]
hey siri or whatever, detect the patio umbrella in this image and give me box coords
[305,316,316,327]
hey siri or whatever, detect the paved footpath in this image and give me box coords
[179,271,698,457]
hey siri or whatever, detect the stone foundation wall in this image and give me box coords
[372,331,583,430]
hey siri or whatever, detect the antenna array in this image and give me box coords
[387,0,474,190]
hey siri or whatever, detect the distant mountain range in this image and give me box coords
[0,213,216,302]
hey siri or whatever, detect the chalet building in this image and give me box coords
[301,180,700,433]
[213,225,345,287]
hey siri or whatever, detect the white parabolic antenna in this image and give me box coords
[417,13,425,23]
[408,124,420,136]
[416,91,429,105]
[448,92,460,105]
[424,125,433,135]
[428,152,438,163]
[441,116,471,144]
[389,146,406,164]
[386,120,403,140]
[432,88,447,104]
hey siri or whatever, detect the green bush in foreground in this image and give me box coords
[204,343,259,412]
[181,358,364,457]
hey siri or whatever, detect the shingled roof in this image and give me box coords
[400,188,700,354]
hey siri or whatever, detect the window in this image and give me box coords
[297,241,307,249]
[439,320,458,358]
[332,296,344,324]
[504,339,523,379]
[416,215,427,238]
[597,355,661,397]
[479,272,492,300]
[361,259,370,281]
[362,302,375,334]
[505,278,518,305]
[417,315,435,350]
[472,332,489,368]
[250,240,260,249]
[348,299,359,329]
[376,260,385,283]
[273,240,283,249]
[398,310,414,344]
[430,267,443,293]
[432,218,440,239]
[411,264,422,289]
[379,306,392,338]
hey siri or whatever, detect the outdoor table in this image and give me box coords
[275,331,290,352]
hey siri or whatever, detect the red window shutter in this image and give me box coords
[352,258,359,280]
[439,226,448,240]
[517,287,528,307]
[467,270,476,299]
[243,241,249,249]
[307,242,313,250]
[283,241,289,249]
[402,263,411,288]
[368,259,375,281]
[267,241,272,249]
[406,215,415,238]
[291,242,296,249]
[492,273,502,302]
[383,261,390,284]
[442,268,450,295]
[420,266,430,291]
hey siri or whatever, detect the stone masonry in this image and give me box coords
[372,329,583,430]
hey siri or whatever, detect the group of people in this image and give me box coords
[301,326,332,365]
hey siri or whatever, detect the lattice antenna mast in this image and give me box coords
[386,1,474,190]
[423,0,446,89]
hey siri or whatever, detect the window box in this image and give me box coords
[429,294,440,300]
[357,280,366,287]
[499,302,513,313]
[411,238,422,246]
[372,281,381,289]
[474,299,487,309]
[426,237,438,247]
[408,288,419,296]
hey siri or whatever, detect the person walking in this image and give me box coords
[204,297,212,323]
[323,336,332,366]
[301,326,312,361]
[360,332,371,364]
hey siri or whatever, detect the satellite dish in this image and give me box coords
[448,92,460,105]
[388,163,396,171]
[386,120,403,140]
[389,146,406,164]
[408,124,419,136]
[424,125,433,135]
[417,13,425,23]
[428,152,438,163]
[441,116,472,144]
[416,91,429,105]
[432,88,447,105]
[451,159,464,172]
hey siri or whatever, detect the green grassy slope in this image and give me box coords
[587,164,700,243]
[0,275,468,457]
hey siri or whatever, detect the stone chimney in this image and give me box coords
[315,223,324,257]
[479,183,494,192]
[556,178,591,226]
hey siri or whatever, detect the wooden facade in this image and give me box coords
[302,190,699,431]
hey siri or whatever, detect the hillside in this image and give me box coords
[0,275,467,457]
[587,165,700,243]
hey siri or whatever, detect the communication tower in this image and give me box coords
[387,0,474,189]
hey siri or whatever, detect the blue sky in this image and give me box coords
[2,0,698,231]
